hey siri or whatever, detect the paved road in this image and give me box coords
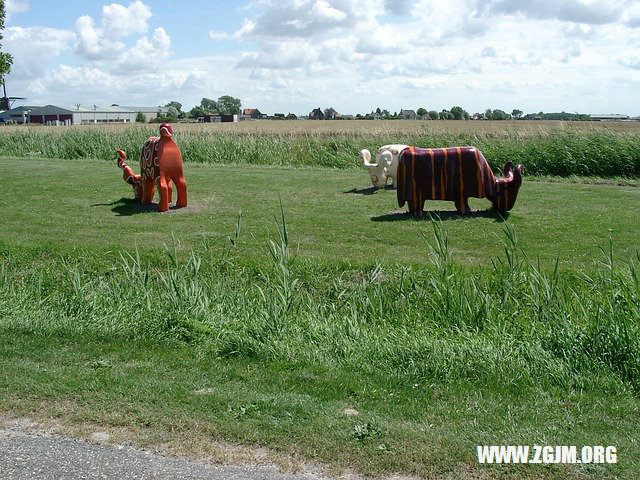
[0,423,328,480]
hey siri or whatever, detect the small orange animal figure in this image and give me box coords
[116,123,187,212]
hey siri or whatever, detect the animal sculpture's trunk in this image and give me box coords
[117,149,143,200]
[360,149,376,167]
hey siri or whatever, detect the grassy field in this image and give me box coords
[1,157,639,267]
[1,153,639,478]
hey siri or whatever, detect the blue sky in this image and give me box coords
[4,0,640,115]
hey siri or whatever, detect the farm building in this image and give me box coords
[0,105,40,124]
[0,104,170,124]
[590,114,630,121]
[309,108,324,120]
[200,114,251,123]
[398,109,417,120]
[324,108,339,119]
[243,108,266,119]
[286,113,297,120]
[121,106,170,122]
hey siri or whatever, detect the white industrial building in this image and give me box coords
[0,104,170,125]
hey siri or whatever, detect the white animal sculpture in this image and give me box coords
[359,144,409,189]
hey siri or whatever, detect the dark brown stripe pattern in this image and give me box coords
[397,146,523,215]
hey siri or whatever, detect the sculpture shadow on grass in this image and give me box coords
[344,185,396,195]
[92,198,188,216]
[371,209,509,223]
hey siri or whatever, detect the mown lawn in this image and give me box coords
[1,157,639,267]
[1,156,639,479]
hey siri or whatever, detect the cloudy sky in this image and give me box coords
[4,0,640,115]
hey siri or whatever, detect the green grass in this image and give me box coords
[1,157,639,267]
[1,124,639,177]
[1,331,637,479]
[1,156,639,478]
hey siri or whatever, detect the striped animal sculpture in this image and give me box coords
[116,122,187,212]
[397,146,522,215]
[359,144,409,188]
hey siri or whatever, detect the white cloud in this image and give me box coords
[4,26,75,79]
[479,0,623,25]
[384,0,408,16]
[5,0,29,21]
[5,0,28,21]
[209,30,230,40]
[102,1,152,36]
[234,0,382,39]
[74,0,153,61]
[619,54,640,70]
[115,27,171,73]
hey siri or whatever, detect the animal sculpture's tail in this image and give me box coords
[117,149,143,200]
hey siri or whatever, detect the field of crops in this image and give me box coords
[1,121,639,478]
[1,120,640,177]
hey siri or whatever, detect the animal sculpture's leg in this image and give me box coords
[157,176,170,212]
[141,176,155,205]
[167,179,173,205]
[392,176,397,188]
[454,198,471,214]
[174,176,188,208]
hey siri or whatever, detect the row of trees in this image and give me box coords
[355,107,591,121]
[144,98,592,124]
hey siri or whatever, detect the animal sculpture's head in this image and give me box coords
[359,149,392,188]
[159,122,173,138]
[488,161,523,212]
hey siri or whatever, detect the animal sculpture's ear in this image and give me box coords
[503,161,513,177]
[514,164,522,181]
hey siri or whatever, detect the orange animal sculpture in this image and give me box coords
[116,123,187,212]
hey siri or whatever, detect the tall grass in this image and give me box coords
[1,213,638,393]
[1,126,639,177]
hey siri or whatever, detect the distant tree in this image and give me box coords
[393,111,398,117]
[428,110,439,120]
[416,107,427,117]
[217,95,241,115]
[375,107,381,115]
[440,109,454,120]
[274,113,285,118]
[484,108,494,120]
[491,109,510,120]
[165,101,182,112]
[166,106,179,119]
[0,1,13,83]
[200,98,218,113]
[450,106,469,120]
[135,112,146,123]
[381,109,390,119]
[189,106,207,118]
[511,109,523,119]
[356,113,363,119]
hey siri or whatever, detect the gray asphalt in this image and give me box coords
[0,425,329,480]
